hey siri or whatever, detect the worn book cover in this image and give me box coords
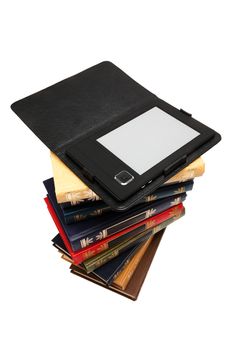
[45,196,183,265]
[61,180,193,223]
[51,151,204,205]
[70,230,165,301]
[44,177,186,250]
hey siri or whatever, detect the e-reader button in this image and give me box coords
[114,171,134,186]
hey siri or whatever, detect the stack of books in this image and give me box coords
[43,152,205,300]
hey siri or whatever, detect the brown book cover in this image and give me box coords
[112,235,154,290]
[61,254,73,263]
[70,229,165,301]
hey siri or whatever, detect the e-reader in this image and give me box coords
[11,61,221,210]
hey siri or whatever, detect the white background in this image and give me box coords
[1,1,232,349]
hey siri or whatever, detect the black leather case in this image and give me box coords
[11,61,221,211]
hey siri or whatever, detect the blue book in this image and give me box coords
[92,243,142,285]
[52,233,142,285]
[44,178,186,251]
[61,180,193,224]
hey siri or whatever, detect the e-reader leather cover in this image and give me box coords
[11,61,220,211]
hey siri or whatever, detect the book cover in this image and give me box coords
[89,243,141,285]
[45,196,183,265]
[61,254,73,263]
[51,152,100,204]
[166,157,205,184]
[52,234,143,285]
[61,180,193,223]
[83,226,157,274]
[44,177,186,250]
[52,234,71,257]
[83,228,154,274]
[70,230,165,301]
[51,151,204,205]
[83,207,185,273]
[112,235,154,290]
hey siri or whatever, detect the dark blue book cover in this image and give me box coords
[44,178,186,251]
[93,241,144,285]
[52,233,141,285]
[92,242,142,285]
[62,180,193,224]
[52,234,71,257]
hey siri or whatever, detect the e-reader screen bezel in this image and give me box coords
[66,99,215,201]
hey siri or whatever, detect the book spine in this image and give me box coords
[84,230,155,273]
[110,257,132,285]
[84,209,185,273]
[71,203,184,264]
[57,158,203,204]
[143,181,193,203]
[58,189,100,205]
[45,196,184,266]
[63,181,193,223]
[112,236,154,290]
[96,242,142,286]
[109,243,145,286]
[64,205,111,224]
[70,193,186,250]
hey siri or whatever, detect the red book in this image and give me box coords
[45,197,184,265]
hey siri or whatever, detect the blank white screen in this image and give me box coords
[97,107,200,175]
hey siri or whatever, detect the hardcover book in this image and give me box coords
[51,151,204,205]
[112,235,154,290]
[70,230,165,301]
[83,208,185,273]
[61,180,193,223]
[52,234,144,285]
[52,234,71,257]
[45,196,184,265]
[44,177,186,250]
[61,254,73,263]
[51,152,100,204]
[92,243,142,285]
[83,228,154,273]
